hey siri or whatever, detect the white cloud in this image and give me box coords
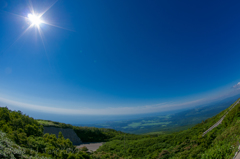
[0,96,205,115]
[233,82,240,88]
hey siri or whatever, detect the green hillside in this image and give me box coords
[0,106,127,158]
[0,107,92,158]
[93,96,238,134]
[95,98,240,158]
[36,119,124,142]
[1,98,240,158]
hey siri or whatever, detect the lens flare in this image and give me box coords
[28,14,42,26]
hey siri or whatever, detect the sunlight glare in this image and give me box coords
[28,14,42,26]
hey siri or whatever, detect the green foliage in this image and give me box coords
[37,119,124,142]
[0,106,91,159]
[0,107,10,122]
[37,119,73,128]
[73,126,124,142]
[79,146,88,152]
[1,98,240,159]
[93,98,238,134]
[0,130,48,159]
[95,99,240,158]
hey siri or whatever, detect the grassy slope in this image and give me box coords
[95,98,240,158]
[94,96,239,135]
[1,98,239,158]
[0,130,47,159]
[0,107,91,159]
[37,119,125,142]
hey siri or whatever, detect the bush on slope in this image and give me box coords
[95,98,240,159]
[73,127,124,142]
[0,107,90,159]
[37,119,125,142]
[0,130,49,159]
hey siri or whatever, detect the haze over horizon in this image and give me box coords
[1,0,240,120]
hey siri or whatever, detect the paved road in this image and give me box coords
[76,142,103,152]
[235,152,240,159]
[232,145,240,159]
[202,99,240,137]
[202,99,240,158]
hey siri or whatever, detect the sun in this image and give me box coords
[6,0,72,50]
[28,14,42,26]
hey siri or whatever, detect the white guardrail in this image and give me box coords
[233,145,240,159]
[202,99,240,137]
[201,99,240,159]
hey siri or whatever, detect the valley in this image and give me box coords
[89,95,240,134]
[1,97,240,158]
[1,1,240,158]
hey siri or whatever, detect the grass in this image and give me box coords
[144,131,165,135]
[123,121,172,129]
[127,122,142,128]
[142,122,172,126]
[158,115,171,119]
[0,130,47,159]
[37,120,58,127]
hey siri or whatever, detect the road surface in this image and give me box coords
[202,99,240,137]
[76,142,103,152]
[235,152,240,159]
[201,99,240,159]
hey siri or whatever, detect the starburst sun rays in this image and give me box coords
[6,0,72,54]
[28,13,42,26]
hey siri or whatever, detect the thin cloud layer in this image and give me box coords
[233,82,240,88]
[0,96,205,115]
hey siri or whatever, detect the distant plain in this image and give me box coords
[85,95,240,134]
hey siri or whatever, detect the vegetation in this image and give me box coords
[37,119,125,142]
[37,119,73,128]
[0,130,47,159]
[0,107,90,159]
[92,96,238,134]
[1,98,240,158]
[73,127,124,142]
[94,99,240,158]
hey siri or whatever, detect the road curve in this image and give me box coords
[235,150,240,159]
[202,99,240,137]
[76,142,103,152]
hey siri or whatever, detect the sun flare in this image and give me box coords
[28,14,42,26]
[6,0,71,52]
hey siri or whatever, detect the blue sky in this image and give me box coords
[0,0,240,119]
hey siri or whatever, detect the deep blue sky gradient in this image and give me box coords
[0,0,240,118]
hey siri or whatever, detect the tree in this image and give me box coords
[25,124,38,136]
[0,107,10,122]
[58,131,64,139]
